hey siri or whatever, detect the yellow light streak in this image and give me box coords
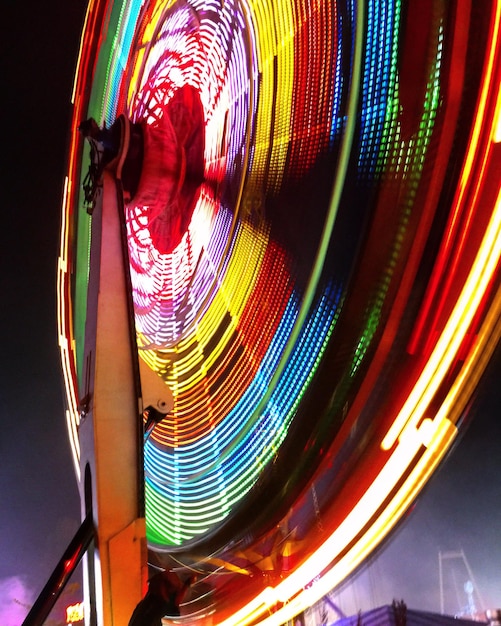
[58,175,82,479]
[382,184,501,450]
[434,281,501,427]
[244,0,295,193]
[493,78,501,143]
[71,1,93,104]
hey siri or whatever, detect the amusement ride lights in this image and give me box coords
[58,0,501,622]
[109,0,361,547]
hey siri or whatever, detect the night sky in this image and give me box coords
[1,1,87,621]
[1,1,499,624]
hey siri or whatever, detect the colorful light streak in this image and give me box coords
[118,0,364,547]
[58,0,500,622]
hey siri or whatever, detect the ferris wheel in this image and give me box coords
[56,0,501,624]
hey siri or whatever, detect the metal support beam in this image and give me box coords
[21,513,94,626]
[79,171,147,625]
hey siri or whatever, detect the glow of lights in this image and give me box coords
[59,0,501,623]
[66,602,84,624]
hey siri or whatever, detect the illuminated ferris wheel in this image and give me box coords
[55,0,501,624]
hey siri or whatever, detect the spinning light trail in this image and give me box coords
[58,0,501,623]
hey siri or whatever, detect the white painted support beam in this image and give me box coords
[79,170,147,626]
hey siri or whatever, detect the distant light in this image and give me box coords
[66,602,84,624]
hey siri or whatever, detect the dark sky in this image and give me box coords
[1,1,87,621]
[1,1,499,623]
